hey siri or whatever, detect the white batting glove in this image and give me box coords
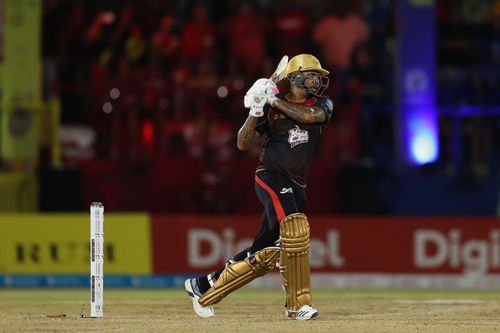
[246,78,269,95]
[249,107,264,117]
[244,93,266,117]
[244,78,270,117]
[264,80,279,107]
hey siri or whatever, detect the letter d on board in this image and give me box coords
[188,229,221,268]
[414,230,447,268]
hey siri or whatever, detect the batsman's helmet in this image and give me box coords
[285,54,330,96]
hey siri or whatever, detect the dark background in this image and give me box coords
[34,0,500,215]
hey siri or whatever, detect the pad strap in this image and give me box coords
[199,247,280,306]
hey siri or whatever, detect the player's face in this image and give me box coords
[302,71,322,94]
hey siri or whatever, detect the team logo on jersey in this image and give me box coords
[288,126,309,148]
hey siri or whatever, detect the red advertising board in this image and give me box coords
[152,215,500,275]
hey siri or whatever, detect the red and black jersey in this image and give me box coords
[254,96,334,186]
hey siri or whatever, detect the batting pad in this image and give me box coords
[199,247,280,306]
[279,213,312,313]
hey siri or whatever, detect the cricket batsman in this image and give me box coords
[185,54,334,320]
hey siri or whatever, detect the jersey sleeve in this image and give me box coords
[255,118,270,135]
[254,104,271,135]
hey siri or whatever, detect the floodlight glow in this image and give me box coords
[407,111,438,165]
[410,128,437,164]
[397,0,438,167]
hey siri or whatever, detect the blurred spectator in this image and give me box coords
[184,59,219,130]
[220,58,248,115]
[170,66,191,120]
[110,2,134,45]
[179,3,216,65]
[271,0,311,58]
[37,0,500,214]
[124,26,148,66]
[223,2,268,77]
[151,14,180,67]
[183,111,232,160]
[56,0,88,124]
[313,3,370,73]
[186,60,218,97]
[85,10,117,45]
[142,60,171,154]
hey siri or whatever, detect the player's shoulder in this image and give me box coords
[314,95,334,113]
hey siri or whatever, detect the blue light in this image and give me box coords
[407,113,438,165]
[410,128,438,164]
[397,0,438,167]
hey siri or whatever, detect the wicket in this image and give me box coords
[90,202,104,318]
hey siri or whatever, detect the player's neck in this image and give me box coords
[285,93,306,103]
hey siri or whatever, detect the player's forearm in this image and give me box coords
[272,100,324,124]
[237,116,259,150]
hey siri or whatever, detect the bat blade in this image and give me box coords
[270,55,289,83]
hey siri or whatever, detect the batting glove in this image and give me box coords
[244,78,270,117]
[246,78,269,95]
[264,80,279,107]
[244,93,266,117]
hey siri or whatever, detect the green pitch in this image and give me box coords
[1,289,500,332]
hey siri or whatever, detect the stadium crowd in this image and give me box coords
[39,0,500,213]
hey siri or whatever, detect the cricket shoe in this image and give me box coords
[184,278,214,318]
[286,305,319,320]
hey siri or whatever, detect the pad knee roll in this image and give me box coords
[199,247,279,306]
[280,213,312,312]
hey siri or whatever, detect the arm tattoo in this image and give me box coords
[273,99,325,124]
[237,116,260,150]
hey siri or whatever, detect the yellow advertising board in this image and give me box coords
[0,214,152,274]
[1,0,42,165]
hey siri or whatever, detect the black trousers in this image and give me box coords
[205,171,307,287]
[215,171,307,268]
[250,171,307,252]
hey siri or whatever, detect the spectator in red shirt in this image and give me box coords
[179,3,215,65]
[224,2,267,77]
[271,1,311,58]
[151,14,180,66]
[313,3,370,72]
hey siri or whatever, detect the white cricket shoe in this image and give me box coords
[287,305,319,320]
[184,278,215,318]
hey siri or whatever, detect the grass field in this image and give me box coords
[1,288,500,332]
